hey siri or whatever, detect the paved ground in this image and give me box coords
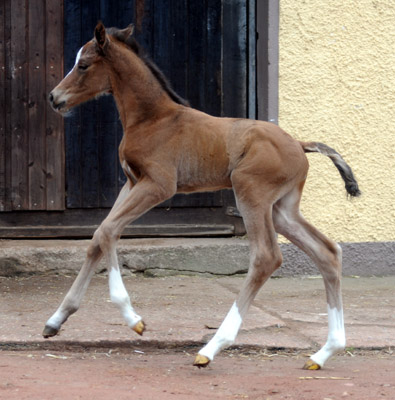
[1,274,394,399]
[1,274,395,350]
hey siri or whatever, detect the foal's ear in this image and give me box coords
[118,24,135,41]
[94,21,108,51]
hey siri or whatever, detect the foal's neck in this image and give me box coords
[108,46,175,130]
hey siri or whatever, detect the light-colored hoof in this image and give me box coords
[193,354,211,368]
[133,320,146,336]
[303,359,321,370]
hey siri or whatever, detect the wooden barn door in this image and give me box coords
[63,0,250,213]
[0,0,64,212]
[0,0,258,237]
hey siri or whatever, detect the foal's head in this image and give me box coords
[49,22,188,115]
[49,22,134,114]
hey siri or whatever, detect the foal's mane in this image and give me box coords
[107,27,189,107]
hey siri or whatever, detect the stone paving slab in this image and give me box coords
[1,274,394,353]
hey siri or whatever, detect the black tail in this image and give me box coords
[301,141,361,197]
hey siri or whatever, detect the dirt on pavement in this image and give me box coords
[0,348,394,400]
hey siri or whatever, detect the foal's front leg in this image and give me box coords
[96,178,175,333]
[43,179,173,337]
[42,241,103,337]
[95,223,145,335]
[42,183,132,338]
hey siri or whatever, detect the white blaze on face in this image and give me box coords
[198,302,242,361]
[75,47,83,65]
[64,46,83,78]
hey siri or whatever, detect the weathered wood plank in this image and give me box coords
[153,0,171,76]
[247,0,256,120]
[133,0,153,55]
[116,0,135,28]
[0,204,241,238]
[160,192,224,208]
[28,0,46,210]
[64,0,82,208]
[10,0,29,210]
[205,0,222,117]
[169,0,188,100]
[187,0,207,111]
[45,0,65,210]
[222,0,247,118]
[0,0,7,211]
[80,0,100,208]
[0,224,235,239]
[2,0,12,211]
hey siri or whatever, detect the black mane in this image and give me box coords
[107,27,189,107]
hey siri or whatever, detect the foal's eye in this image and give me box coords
[78,64,89,71]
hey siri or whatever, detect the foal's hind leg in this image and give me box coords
[273,188,345,369]
[194,185,283,367]
[42,183,133,337]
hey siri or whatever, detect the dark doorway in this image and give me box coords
[0,0,279,238]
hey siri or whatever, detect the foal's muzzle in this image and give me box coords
[48,91,66,113]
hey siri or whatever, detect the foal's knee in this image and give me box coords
[86,237,101,259]
[250,247,283,285]
[325,241,342,268]
[92,221,118,254]
[254,245,282,269]
[320,241,343,286]
[321,239,342,263]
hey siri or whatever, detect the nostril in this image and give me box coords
[49,92,54,103]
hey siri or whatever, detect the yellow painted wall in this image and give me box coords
[278,0,395,242]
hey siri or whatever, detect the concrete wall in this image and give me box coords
[1,239,393,277]
[278,0,394,260]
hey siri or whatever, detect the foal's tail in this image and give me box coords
[300,141,361,197]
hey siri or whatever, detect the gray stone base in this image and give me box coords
[0,238,393,277]
[280,241,395,277]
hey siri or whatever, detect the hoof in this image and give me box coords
[303,359,321,370]
[193,354,211,369]
[42,325,59,338]
[133,320,146,336]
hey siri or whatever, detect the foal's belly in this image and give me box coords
[176,155,232,193]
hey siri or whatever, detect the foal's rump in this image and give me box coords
[226,120,309,187]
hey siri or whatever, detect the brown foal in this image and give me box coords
[46,22,360,370]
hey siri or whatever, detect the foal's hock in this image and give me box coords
[45,22,360,370]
